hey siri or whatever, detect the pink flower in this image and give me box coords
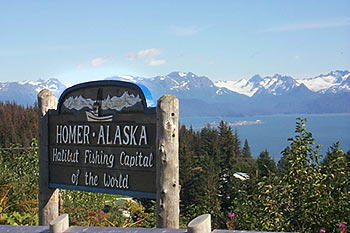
[136,217,142,221]
[319,228,326,233]
[339,222,346,228]
[228,212,235,220]
[99,210,105,215]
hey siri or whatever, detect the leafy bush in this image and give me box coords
[61,190,155,227]
[0,139,156,227]
[0,140,39,225]
[231,119,350,232]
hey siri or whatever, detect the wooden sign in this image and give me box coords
[47,81,156,199]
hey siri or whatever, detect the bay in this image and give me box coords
[180,113,350,162]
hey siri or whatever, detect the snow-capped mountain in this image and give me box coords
[106,71,350,116]
[215,71,350,97]
[0,78,66,105]
[215,74,303,97]
[297,70,350,93]
[106,71,242,103]
[1,70,349,116]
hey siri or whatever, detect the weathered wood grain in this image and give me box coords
[156,95,180,228]
[38,89,59,226]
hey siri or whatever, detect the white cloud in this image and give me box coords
[262,17,350,32]
[125,48,165,66]
[149,59,166,66]
[295,55,300,60]
[90,57,109,67]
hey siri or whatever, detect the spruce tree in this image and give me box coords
[242,139,252,158]
[183,125,223,228]
[257,149,277,178]
[218,121,237,212]
[233,129,242,158]
[179,125,197,222]
[198,146,223,229]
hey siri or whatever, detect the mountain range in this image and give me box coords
[1,70,349,116]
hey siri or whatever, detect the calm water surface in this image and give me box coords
[181,113,350,162]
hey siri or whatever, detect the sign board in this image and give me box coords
[47,81,156,199]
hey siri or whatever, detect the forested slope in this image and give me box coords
[0,102,349,232]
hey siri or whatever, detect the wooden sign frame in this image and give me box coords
[47,80,156,199]
[38,80,179,228]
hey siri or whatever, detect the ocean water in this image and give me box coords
[180,113,350,162]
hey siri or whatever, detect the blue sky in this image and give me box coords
[1,0,349,85]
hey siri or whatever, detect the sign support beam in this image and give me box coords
[38,89,59,225]
[156,95,180,228]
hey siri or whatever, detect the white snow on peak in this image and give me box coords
[19,80,41,85]
[48,84,58,90]
[215,75,296,97]
[215,79,259,97]
[297,73,350,92]
[35,87,43,93]
[181,81,189,87]
[259,78,276,89]
[119,75,136,82]
[297,75,337,92]
[16,79,61,93]
[215,71,349,97]
[178,72,187,77]
[216,88,224,95]
[170,79,191,90]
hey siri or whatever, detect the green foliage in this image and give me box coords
[0,139,155,228]
[257,149,277,178]
[0,102,38,147]
[218,121,239,213]
[230,118,350,232]
[179,118,349,232]
[1,102,349,232]
[61,190,155,227]
[179,122,258,229]
[0,139,39,225]
[242,139,252,159]
[1,212,34,226]
[319,142,350,231]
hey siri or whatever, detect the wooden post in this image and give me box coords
[187,214,211,233]
[49,214,69,233]
[156,95,180,228]
[38,89,59,225]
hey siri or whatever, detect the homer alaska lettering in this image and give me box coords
[56,124,148,146]
[50,122,156,194]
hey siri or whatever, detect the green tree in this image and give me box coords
[178,125,197,225]
[242,139,252,159]
[197,151,223,229]
[0,102,38,147]
[233,118,350,232]
[319,142,350,230]
[277,146,291,175]
[218,121,237,212]
[180,125,224,228]
[233,129,242,158]
[256,150,277,178]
